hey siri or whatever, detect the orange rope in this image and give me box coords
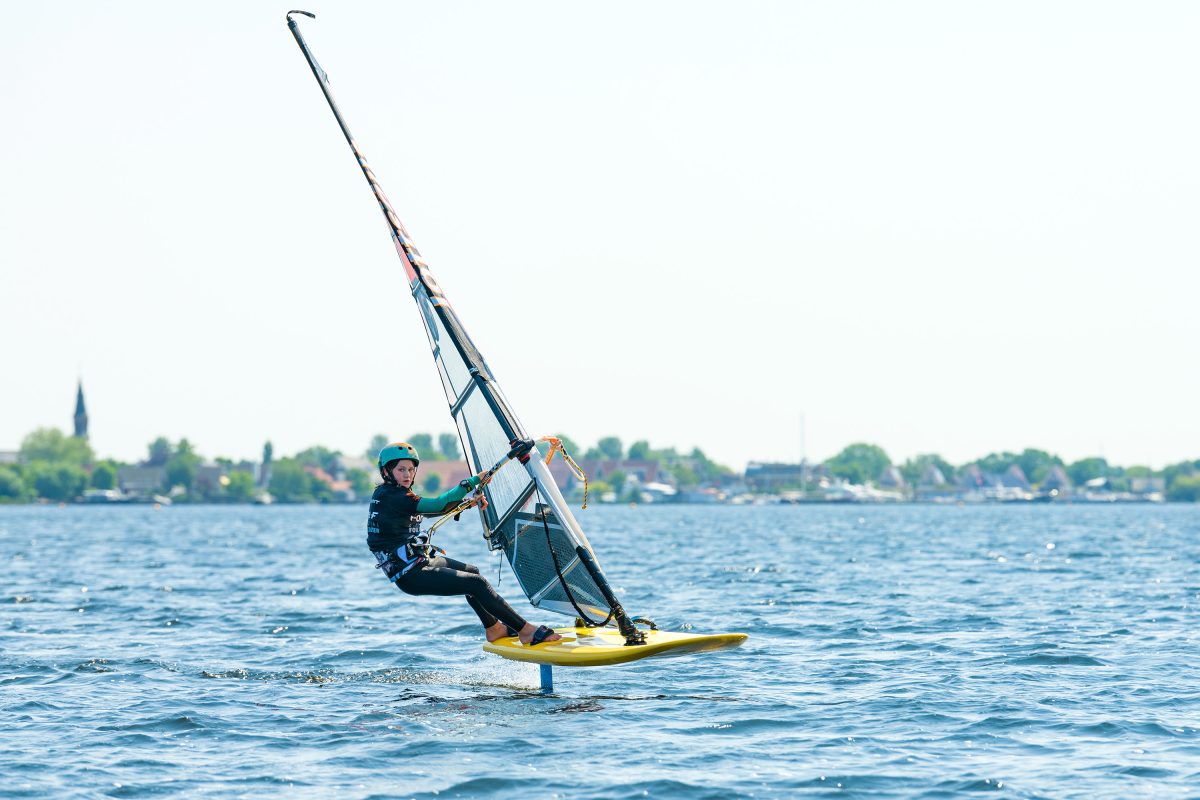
[429,437,589,535]
[537,436,589,509]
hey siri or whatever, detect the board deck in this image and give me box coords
[482,626,748,667]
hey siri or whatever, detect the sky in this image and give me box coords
[2,1,1198,472]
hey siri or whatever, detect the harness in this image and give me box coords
[370,498,437,583]
[374,541,445,583]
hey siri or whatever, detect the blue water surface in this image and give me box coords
[2,504,1199,798]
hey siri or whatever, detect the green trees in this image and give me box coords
[1163,459,1200,487]
[605,469,627,491]
[555,435,583,457]
[597,436,624,460]
[1014,449,1063,485]
[1167,475,1200,502]
[12,427,94,502]
[437,433,461,460]
[689,447,732,484]
[163,439,201,492]
[268,459,308,502]
[346,468,373,498]
[147,437,172,467]
[974,448,1070,484]
[973,451,1018,476]
[366,434,389,461]
[365,433,461,463]
[0,466,32,503]
[666,463,696,487]
[827,443,891,486]
[9,416,1200,504]
[1067,457,1109,486]
[293,446,342,475]
[20,428,93,466]
[28,462,87,502]
[971,448,1064,485]
[268,458,332,503]
[627,440,651,460]
[90,462,117,490]
[1164,460,1200,501]
[899,454,955,486]
[407,434,437,460]
[224,471,258,502]
[575,436,731,490]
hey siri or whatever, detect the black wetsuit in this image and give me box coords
[367,481,527,632]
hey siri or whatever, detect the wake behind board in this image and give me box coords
[483,626,747,667]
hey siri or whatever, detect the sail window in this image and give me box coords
[456,389,534,525]
[416,291,473,403]
[502,507,609,618]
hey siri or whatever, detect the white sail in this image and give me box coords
[288,12,624,627]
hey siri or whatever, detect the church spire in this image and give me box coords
[73,380,88,439]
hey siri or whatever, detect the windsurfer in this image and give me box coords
[367,442,562,645]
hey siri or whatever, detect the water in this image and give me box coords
[2,504,1199,798]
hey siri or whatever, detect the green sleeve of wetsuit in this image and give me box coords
[414,475,481,514]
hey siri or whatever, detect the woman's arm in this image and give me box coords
[414,475,482,515]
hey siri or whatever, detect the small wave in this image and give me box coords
[961,715,1044,732]
[1009,653,1108,666]
[1061,719,1188,738]
[96,715,204,733]
[436,776,531,797]
[7,699,68,714]
[930,776,1010,793]
[1114,765,1176,778]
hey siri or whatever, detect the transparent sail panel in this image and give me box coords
[410,289,610,622]
[456,390,533,525]
[415,292,473,403]
[493,506,608,619]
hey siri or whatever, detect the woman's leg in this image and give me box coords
[397,556,528,632]
[436,557,504,628]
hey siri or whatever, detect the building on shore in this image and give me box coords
[744,461,824,492]
[74,380,89,440]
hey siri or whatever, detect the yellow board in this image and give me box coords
[482,626,748,667]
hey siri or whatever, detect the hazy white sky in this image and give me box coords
[2,1,1197,471]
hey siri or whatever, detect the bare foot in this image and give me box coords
[485,621,513,642]
[518,623,562,645]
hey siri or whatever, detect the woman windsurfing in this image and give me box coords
[367,441,562,646]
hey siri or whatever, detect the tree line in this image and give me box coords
[0,428,465,504]
[5,426,1198,503]
[822,443,1200,501]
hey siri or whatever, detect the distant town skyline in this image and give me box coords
[3,2,1197,472]
[3,377,1195,475]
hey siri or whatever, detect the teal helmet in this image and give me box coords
[378,442,420,481]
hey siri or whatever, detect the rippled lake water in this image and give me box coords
[2,503,1199,798]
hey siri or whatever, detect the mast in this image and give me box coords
[285,12,645,644]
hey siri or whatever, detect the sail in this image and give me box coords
[412,283,609,620]
[288,12,613,622]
